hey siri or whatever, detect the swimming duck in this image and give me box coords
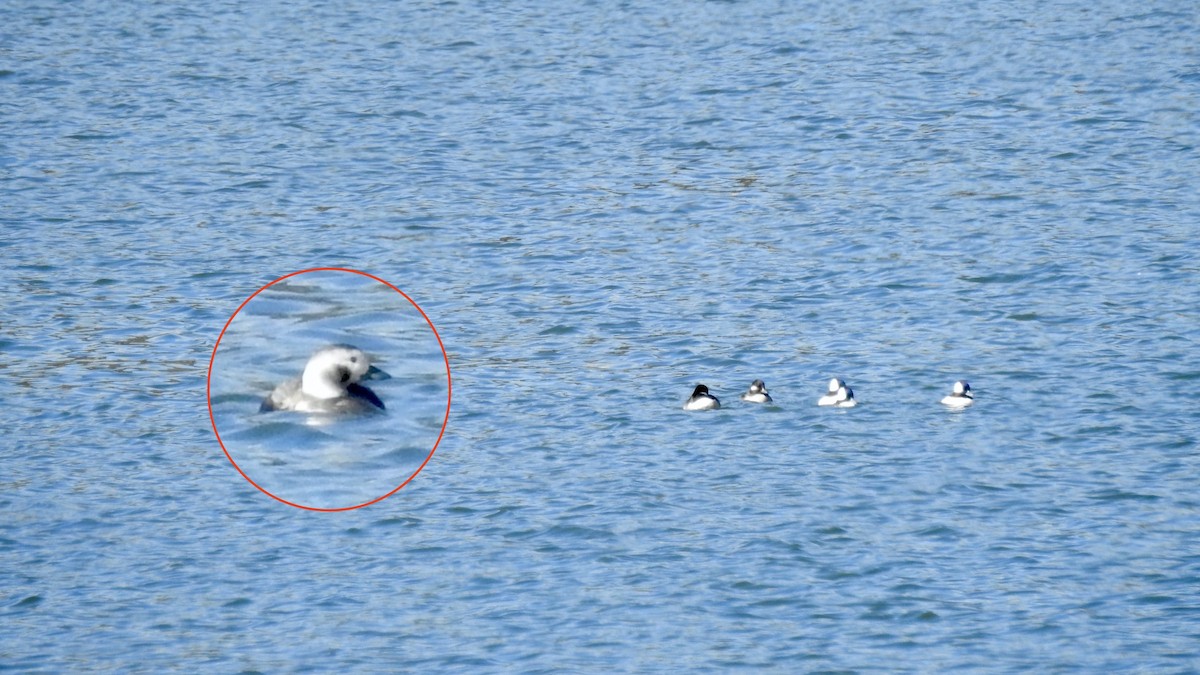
[683,384,720,411]
[260,344,390,414]
[940,380,974,408]
[817,377,856,407]
[741,379,772,404]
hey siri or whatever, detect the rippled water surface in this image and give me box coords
[3,0,1199,671]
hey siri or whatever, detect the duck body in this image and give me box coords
[261,344,390,415]
[941,380,974,408]
[683,384,721,411]
[817,378,856,407]
[741,379,772,404]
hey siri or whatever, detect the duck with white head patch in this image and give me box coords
[260,344,391,415]
[941,380,974,408]
[817,377,857,408]
[741,379,772,404]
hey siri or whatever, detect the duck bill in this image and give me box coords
[364,365,392,381]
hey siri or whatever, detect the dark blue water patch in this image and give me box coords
[10,595,44,609]
[63,130,123,141]
[1087,489,1162,502]
[435,40,479,50]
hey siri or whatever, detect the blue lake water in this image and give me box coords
[3,0,1199,671]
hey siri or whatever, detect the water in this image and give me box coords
[3,0,1199,671]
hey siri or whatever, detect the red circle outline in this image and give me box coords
[207,267,452,511]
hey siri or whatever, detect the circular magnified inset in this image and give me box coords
[208,268,451,511]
